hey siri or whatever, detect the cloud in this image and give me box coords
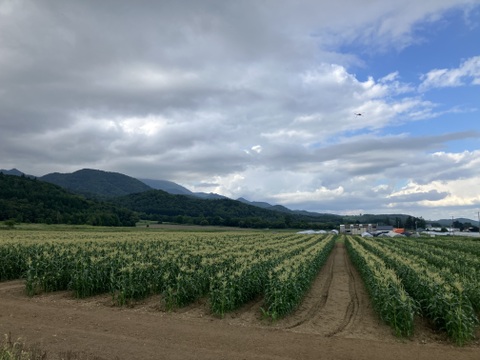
[419,55,480,91]
[1,0,480,220]
[388,189,449,202]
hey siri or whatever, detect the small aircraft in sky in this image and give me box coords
[354,112,362,116]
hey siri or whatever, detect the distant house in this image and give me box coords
[340,223,378,235]
[339,224,408,236]
[376,225,394,231]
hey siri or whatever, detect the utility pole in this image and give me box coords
[478,211,480,237]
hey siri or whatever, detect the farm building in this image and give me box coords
[339,224,402,236]
[339,223,378,235]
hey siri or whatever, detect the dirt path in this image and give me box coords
[1,244,479,359]
[276,242,363,336]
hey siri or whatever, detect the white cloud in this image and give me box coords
[388,177,480,210]
[251,145,263,154]
[419,55,480,91]
[1,0,480,220]
[272,186,346,203]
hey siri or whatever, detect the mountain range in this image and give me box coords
[0,171,138,226]
[0,168,338,218]
[0,168,334,229]
[1,167,477,227]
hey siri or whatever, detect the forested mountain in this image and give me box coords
[111,189,340,229]
[0,168,25,176]
[0,173,138,226]
[2,167,463,230]
[237,198,348,224]
[435,218,477,227]
[0,168,34,178]
[237,197,287,211]
[140,178,228,200]
[139,178,193,195]
[41,169,152,198]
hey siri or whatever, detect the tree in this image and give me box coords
[3,219,15,229]
[175,215,184,224]
[394,217,403,228]
[405,216,413,230]
[405,216,426,231]
[453,220,464,231]
[416,217,426,229]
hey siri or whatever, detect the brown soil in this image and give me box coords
[1,243,478,359]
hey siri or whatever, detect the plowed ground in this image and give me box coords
[1,243,478,359]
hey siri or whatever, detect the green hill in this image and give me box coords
[0,173,138,226]
[40,168,152,198]
[111,189,335,229]
[139,178,194,195]
[1,167,436,230]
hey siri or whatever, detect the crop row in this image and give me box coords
[264,235,335,319]
[374,237,480,313]
[346,236,416,337]
[0,231,336,318]
[350,236,479,345]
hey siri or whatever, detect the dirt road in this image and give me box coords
[1,243,478,359]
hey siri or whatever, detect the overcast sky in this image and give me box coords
[1,0,480,221]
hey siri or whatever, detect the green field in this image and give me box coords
[346,235,480,345]
[0,228,335,319]
[1,226,479,345]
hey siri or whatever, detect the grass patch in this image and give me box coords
[0,333,45,360]
[3,222,290,234]
[0,333,113,360]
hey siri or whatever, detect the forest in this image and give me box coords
[0,173,437,230]
[0,174,138,226]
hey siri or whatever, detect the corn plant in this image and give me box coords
[376,237,480,313]
[264,235,335,320]
[355,236,478,345]
[346,236,417,337]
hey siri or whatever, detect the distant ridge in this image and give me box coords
[40,168,152,198]
[140,178,228,200]
[140,178,193,195]
[0,173,138,226]
[3,166,471,226]
[237,197,291,213]
[0,168,35,178]
[434,217,479,226]
[237,197,341,219]
[111,189,296,227]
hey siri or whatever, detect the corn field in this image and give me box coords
[347,235,480,345]
[0,231,335,318]
[346,236,417,337]
[2,230,479,345]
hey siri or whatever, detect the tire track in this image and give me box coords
[286,242,360,336]
[325,243,359,337]
[283,248,335,329]
[0,279,24,293]
[0,280,27,300]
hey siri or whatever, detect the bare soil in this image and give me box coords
[1,243,478,359]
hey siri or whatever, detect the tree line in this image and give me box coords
[112,190,342,229]
[0,174,138,226]
[1,173,443,231]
